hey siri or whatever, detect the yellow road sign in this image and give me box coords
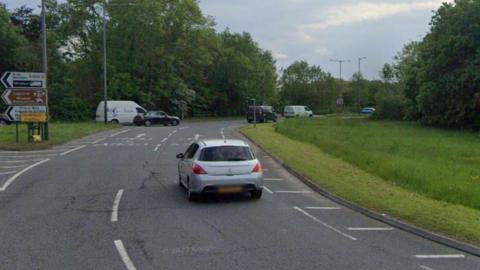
[20,112,49,122]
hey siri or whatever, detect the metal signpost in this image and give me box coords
[1,71,49,143]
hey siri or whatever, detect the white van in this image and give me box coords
[96,100,147,124]
[283,105,314,118]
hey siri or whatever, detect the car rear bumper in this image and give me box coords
[189,173,264,193]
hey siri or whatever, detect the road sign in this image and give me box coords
[5,106,47,122]
[20,112,49,123]
[1,88,47,105]
[1,72,46,89]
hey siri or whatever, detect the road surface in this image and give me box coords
[0,120,479,270]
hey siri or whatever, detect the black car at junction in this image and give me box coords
[246,106,277,123]
[134,111,180,126]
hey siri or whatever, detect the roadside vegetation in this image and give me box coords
[241,122,480,245]
[0,122,118,150]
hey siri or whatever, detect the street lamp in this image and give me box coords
[250,98,256,128]
[357,57,367,111]
[41,0,49,139]
[330,59,351,80]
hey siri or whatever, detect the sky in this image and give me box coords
[2,0,452,80]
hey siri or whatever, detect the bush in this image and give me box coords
[372,94,405,120]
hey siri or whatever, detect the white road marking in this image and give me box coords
[172,129,178,133]
[114,240,137,270]
[161,138,167,143]
[293,206,357,241]
[0,148,72,154]
[0,153,58,158]
[110,129,130,138]
[264,178,284,181]
[276,190,312,194]
[0,165,27,169]
[111,189,124,222]
[263,186,274,194]
[305,206,342,210]
[221,128,225,140]
[91,138,106,144]
[420,265,435,270]
[0,171,16,176]
[0,159,50,191]
[347,227,394,231]
[154,144,162,152]
[415,254,465,259]
[60,145,86,156]
[0,159,44,163]
[179,126,189,130]
[136,133,146,138]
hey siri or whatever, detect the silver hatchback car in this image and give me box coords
[176,139,264,200]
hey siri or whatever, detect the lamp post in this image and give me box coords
[357,57,367,111]
[103,1,108,125]
[250,98,256,128]
[41,0,49,140]
[330,59,351,80]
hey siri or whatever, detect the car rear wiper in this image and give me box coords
[227,158,247,161]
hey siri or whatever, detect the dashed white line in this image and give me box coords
[305,206,342,210]
[111,189,124,222]
[179,126,189,130]
[0,165,27,169]
[221,128,225,140]
[0,153,58,158]
[415,254,465,259]
[264,178,284,181]
[60,145,86,156]
[0,171,16,176]
[154,144,162,152]
[263,186,274,194]
[91,138,106,144]
[347,227,394,231]
[0,159,44,163]
[0,159,50,191]
[420,265,435,270]
[293,206,357,241]
[110,129,130,138]
[161,138,167,143]
[276,190,312,194]
[114,240,137,270]
[136,133,146,138]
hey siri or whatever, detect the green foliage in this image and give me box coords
[372,92,405,120]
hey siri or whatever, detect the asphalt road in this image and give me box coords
[0,120,479,270]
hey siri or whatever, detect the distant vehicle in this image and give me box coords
[176,139,264,201]
[284,105,313,118]
[361,107,376,114]
[0,114,11,125]
[133,111,180,126]
[95,100,147,124]
[246,105,277,123]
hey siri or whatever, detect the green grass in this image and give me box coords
[241,124,480,245]
[0,122,119,151]
[276,118,480,211]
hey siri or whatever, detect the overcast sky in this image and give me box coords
[3,0,451,80]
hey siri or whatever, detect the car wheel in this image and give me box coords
[172,120,179,126]
[0,120,6,126]
[251,190,262,199]
[111,119,119,124]
[144,120,152,127]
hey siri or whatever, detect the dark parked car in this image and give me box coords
[133,111,180,126]
[246,106,277,123]
[0,114,11,126]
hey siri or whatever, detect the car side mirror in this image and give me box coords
[176,153,184,159]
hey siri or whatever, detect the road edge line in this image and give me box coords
[114,240,137,270]
[239,128,480,257]
[111,189,124,222]
[60,145,86,156]
[0,159,50,191]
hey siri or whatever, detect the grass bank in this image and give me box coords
[241,123,480,245]
[0,122,119,151]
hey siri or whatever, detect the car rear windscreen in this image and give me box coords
[199,146,254,162]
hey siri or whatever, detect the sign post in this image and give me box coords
[1,71,49,143]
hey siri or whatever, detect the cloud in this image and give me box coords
[315,47,330,56]
[273,51,289,60]
[299,1,450,30]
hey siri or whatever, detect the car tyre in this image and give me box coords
[178,175,183,187]
[144,120,152,127]
[172,120,179,126]
[251,190,262,199]
[111,119,119,124]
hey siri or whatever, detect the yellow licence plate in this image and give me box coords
[218,187,243,194]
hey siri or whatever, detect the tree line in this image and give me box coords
[0,0,277,120]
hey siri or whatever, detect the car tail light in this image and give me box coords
[192,163,207,175]
[252,163,262,173]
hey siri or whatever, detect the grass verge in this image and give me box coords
[0,122,119,151]
[241,124,480,245]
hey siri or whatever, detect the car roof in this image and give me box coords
[198,139,249,147]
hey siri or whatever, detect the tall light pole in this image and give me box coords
[103,1,108,125]
[41,0,49,140]
[330,59,351,80]
[357,57,367,111]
